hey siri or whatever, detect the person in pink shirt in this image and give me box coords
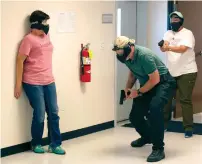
[14,10,65,155]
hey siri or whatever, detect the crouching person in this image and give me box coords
[112,36,176,162]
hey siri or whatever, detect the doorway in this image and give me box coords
[114,1,168,126]
[172,1,202,124]
[115,1,137,124]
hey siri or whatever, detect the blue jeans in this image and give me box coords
[23,82,62,148]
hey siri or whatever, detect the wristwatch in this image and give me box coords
[137,89,143,96]
[167,46,172,51]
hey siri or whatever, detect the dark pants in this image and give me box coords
[129,72,176,150]
[23,82,62,148]
[164,73,197,131]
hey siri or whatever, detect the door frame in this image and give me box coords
[114,1,138,127]
[114,4,120,127]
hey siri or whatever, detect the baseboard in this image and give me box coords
[117,119,129,123]
[1,120,114,158]
[122,120,202,135]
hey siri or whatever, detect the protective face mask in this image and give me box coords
[31,21,50,35]
[171,22,181,32]
[116,54,127,63]
[42,25,49,35]
[116,46,131,63]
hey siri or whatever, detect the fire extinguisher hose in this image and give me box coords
[80,48,84,75]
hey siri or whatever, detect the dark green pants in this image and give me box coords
[164,73,197,131]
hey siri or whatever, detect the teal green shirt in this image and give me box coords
[125,45,168,86]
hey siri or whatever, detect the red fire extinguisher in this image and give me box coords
[80,43,91,82]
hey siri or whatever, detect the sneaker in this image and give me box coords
[48,145,66,155]
[185,131,193,138]
[131,138,151,148]
[147,149,165,162]
[32,145,45,154]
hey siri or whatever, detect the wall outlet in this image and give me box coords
[101,43,104,50]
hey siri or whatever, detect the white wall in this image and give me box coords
[1,1,116,148]
[137,1,168,64]
[136,1,148,47]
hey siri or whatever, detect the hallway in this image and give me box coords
[1,127,202,164]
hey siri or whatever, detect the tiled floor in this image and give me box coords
[1,126,202,164]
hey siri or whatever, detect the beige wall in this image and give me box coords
[1,1,116,148]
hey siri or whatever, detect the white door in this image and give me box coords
[115,1,137,122]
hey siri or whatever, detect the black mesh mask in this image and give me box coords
[30,20,49,35]
[115,43,134,63]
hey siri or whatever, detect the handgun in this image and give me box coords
[158,40,164,47]
[119,90,131,105]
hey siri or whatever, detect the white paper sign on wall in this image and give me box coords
[57,12,76,33]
